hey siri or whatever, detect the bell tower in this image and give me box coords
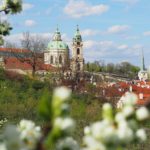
[71,25,84,74]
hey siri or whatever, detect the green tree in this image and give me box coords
[0,0,22,45]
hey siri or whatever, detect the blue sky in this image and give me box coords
[3,0,150,67]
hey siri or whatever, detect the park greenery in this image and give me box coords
[0,73,150,150]
[85,61,140,79]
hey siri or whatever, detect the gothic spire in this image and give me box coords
[141,49,145,71]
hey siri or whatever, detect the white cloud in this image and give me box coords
[83,39,143,65]
[84,40,98,49]
[112,0,139,5]
[23,3,34,11]
[64,0,109,18]
[124,35,140,40]
[4,33,51,46]
[107,25,130,34]
[84,40,115,50]
[118,44,128,50]
[81,29,100,37]
[25,20,36,27]
[143,31,150,36]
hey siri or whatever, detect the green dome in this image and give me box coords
[47,41,69,51]
[47,27,69,51]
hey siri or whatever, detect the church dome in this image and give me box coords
[48,41,69,50]
[47,28,69,51]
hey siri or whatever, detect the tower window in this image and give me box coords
[50,56,53,64]
[59,55,62,64]
[77,48,80,55]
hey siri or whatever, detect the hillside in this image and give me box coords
[0,69,150,149]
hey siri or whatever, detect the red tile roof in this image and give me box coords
[4,57,55,71]
[5,58,32,70]
[105,81,150,106]
[0,47,30,53]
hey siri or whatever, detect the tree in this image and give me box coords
[4,40,18,48]
[106,63,115,73]
[19,32,48,77]
[0,0,22,45]
[21,32,48,52]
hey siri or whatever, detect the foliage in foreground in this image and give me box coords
[0,0,22,45]
[0,87,150,150]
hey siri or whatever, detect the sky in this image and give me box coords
[1,0,150,67]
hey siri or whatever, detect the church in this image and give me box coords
[44,26,84,75]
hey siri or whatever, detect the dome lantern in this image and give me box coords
[53,27,62,41]
[73,25,82,42]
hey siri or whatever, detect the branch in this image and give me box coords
[0,0,22,15]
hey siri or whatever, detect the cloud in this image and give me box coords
[25,20,36,27]
[124,35,140,40]
[143,31,150,36]
[23,3,34,11]
[81,29,101,37]
[112,0,139,5]
[64,0,109,18]
[4,33,51,46]
[118,44,128,50]
[84,40,98,49]
[84,40,115,51]
[83,39,143,64]
[107,25,130,34]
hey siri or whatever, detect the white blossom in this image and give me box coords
[54,86,71,101]
[56,137,80,150]
[91,122,104,139]
[54,117,75,133]
[19,119,35,131]
[103,103,112,112]
[123,105,134,117]
[18,120,41,150]
[136,129,147,141]
[120,92,138,106]
[117,121,134,143]
[84,126,91,135]
[115,112,125,123]
[83,136,106,150]
[136,107,149,121]
[0,143,7,150]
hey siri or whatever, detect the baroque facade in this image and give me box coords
[44,26,84,74]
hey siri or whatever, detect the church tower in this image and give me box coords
[138,50,148,81]
[71,25,84,74]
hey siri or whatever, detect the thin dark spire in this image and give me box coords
[141,49,145,71]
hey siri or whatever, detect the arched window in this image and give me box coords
[50,56,53,64]
[59,55,62,64]
[77,48,80,55]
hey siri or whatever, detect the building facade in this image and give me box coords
[71,26,84,74]
[44,26,84,74]
[44,28,69,68]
